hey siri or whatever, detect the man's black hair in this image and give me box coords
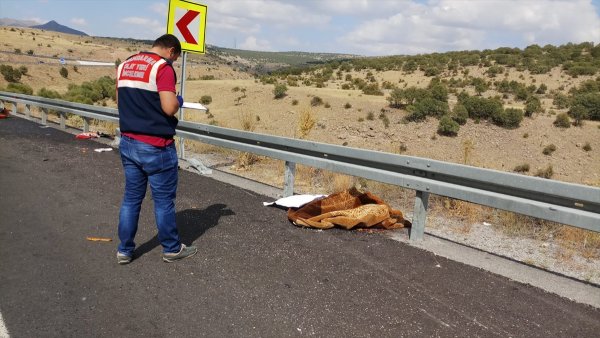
[153,34,182,55]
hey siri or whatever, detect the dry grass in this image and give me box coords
[296,107,316,139]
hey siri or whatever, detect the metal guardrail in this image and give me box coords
[2,91,599,240]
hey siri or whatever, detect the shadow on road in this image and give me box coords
[134,203,235,257]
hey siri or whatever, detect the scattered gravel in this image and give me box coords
[420,215,600,285]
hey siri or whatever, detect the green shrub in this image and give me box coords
[6,83,33,95]
[344,102,352,109]
[292,99,299,106]
[552,93,570,109]
[200,75,215,80]
[59,67,68,78]
[199,95,212,105]
[461,96,503,120]
[273,83,287,99]
[451,104,468,125]
[492,108,523,129]
[366,112,375,120]
[18,66,28,76]
[37,87,62,99]
[543,144,557,155]
[407,97,449,122]
[553,113,571,128]
[310,96,323,106]
[571,92,600,120]
[524,96,542,117]
[437,115,460,136]
[0,65,22,82]
[62,76,116,104]
[362,83,383,96]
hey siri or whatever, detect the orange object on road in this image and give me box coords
[86,237,112,242]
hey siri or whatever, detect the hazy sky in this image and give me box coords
[1,0,600,56]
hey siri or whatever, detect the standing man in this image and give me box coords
[115,34,197,264]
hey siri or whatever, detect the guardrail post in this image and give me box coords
[83,117,90,132]
[25,104,31,120]
[179,137,186,160]
[410,190,429,240]
[10,101,17,116]
[283,161,296,197]
[59,112,66,129]
[41,108,48,125]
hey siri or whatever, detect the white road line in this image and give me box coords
[0,309,9,338]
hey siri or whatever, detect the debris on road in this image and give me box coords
[86,237,112,242]
[94,148,113,153]
[76,132,99,139]
[263,194,326,208]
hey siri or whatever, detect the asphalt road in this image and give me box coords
[1,117,599,337]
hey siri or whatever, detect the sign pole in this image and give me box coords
[178,51,188,159]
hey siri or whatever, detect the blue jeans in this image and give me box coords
[117,135,181,256]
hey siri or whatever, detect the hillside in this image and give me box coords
[0,25,598,189]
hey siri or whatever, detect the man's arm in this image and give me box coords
[159,91,180,116]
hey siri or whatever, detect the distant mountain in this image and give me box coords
[31,20,88,36]
[0,18,41,27]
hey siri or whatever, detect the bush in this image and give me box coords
[571,92,600,120]
[199,95,212,105]
[513,163,530,173]
[292,99,298,106]
[62,76,116,104]
[407,97,449,122]
[553,113,571,128]
[451,104,468,125]
[492,108,523,129]
[37,87,62,99]
[543,144,557,155]
[461,96,503,120]
[59,67,68,78]
[524,97,542,117]
[344,102,352,109]
[18,66,28,76]
[310,96,323,106]
[552,93,570,109]
[273,83,287,99]
[437,115,460,136]
[366,112,375,120]
[0,65,22,82]
[535,165,554,179]
[6,83,33,95]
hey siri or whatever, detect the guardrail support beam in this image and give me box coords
[283,161,296,197]
[41,108,47,125]
[25,104,31,120]
[59,112,66,129]
[410,190,429,240]
[83,117,90,132]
